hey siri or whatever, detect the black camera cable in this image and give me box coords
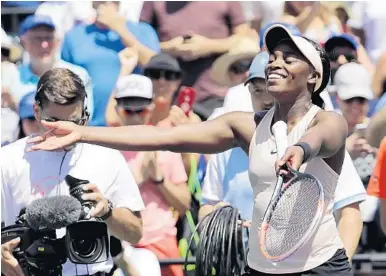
[185,205,247,276]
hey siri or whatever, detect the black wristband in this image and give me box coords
[293,142,312,163]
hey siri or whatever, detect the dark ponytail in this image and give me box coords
[303,37,331,109]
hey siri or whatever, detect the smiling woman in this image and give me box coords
[27,24,351,276]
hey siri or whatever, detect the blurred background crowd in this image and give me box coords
[2,1,386,276]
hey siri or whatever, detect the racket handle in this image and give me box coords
[272,120,288,159]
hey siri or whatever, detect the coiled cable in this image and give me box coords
[185,206,247,276]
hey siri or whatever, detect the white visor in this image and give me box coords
[264,24,323,92]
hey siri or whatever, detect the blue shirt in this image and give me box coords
[61,22,160,126]
[18,60,94,119]
[202,148,253,220]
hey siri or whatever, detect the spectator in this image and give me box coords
[324,33,374,85]
[324,34,360,83]
[281,1,342,43]
[17,14,94,119]
[241,1,285,32]
[1,28,23,147]
[140,1,253,119]
[18,90,39,137]
[349,1,386,63]
[334,62,379,227]
[61,1,160,126]
[144,53,201,176]
[116,74,190,276]
[143,53,185,125]
[210,38,259,115]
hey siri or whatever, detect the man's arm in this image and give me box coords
[335,203,363,261]
[366,106,386,148]
[101,152,146,244]
[106,209,142,244]
[113,23,159,66]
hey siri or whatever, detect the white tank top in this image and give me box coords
[247,105,343,273]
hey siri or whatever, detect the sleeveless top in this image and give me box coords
[247,105,343,273]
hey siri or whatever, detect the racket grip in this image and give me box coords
[272,120,288,159]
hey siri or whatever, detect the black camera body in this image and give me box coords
[1,224,67,276]
[1,175,110,276]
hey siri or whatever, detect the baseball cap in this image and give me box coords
[334,63,374,101]
[264,24,323,92]
[324,34,358,53]
[144,53,181,72]
[114,74,153,110]
[260,22,301,48]
[19,15,55,36]
[19,91,36,120]
[245,51,269,85]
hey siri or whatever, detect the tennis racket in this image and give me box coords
[259,121,325,262]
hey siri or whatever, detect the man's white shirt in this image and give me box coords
[1,137,145,275]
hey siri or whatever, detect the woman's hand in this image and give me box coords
[276,145,305,172]
[26,121,82,152]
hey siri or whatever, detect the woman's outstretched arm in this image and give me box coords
[27,112,256,154]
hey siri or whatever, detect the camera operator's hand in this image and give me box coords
[1,237,25,276]
[81,184,110,219]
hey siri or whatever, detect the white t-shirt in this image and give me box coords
[1,137,145,276]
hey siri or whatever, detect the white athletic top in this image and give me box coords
[247,105,343,273]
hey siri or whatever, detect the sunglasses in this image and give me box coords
[229,59,252,74]
[344,97,367,104]
[121,107,146,115]
[144,69,182,81]
[328,52,356,62]
[40,108,87,125]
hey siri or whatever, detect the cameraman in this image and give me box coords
[1,68,145,276]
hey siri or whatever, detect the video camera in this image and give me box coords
[1,176,110,276]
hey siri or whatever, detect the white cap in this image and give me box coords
[264,24,323,92]
[115,74,153,100]
[334,63,374,100]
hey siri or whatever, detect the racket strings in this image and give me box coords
[264,176,323,257]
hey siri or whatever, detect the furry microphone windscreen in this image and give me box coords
[25,195,82,230]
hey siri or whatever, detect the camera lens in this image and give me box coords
[69,238,103,263]
[72,239,96,257]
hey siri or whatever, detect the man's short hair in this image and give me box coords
[35,68,87,107]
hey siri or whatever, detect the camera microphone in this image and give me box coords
[25,196,82,231]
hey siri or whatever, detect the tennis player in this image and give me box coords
[27,24,352,275]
